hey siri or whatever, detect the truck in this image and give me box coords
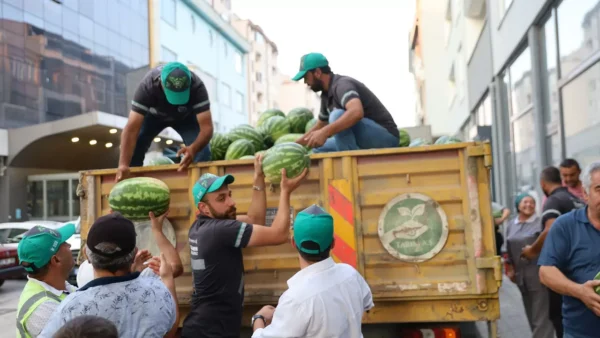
[76,141,502,338]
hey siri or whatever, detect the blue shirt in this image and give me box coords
[538,207,600,338]
[38,270,176,338]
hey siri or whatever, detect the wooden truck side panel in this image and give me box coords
[78,143,501,325]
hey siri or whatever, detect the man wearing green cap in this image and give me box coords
[116,61,214,182]
[250,204,374,337]
[291,53,399,153]
[181,156,308,338]
[15,223,77,338]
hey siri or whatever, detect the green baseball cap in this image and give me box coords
[17,223,76,272]
[192,173,235,206]
[293,204,334,254]
[160,62,192,105]
[291,53,329,81]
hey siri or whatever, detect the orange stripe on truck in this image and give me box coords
[328,181,357,269]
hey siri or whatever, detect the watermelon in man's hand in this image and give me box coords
[262,142,310,184]
[108,177,170,221]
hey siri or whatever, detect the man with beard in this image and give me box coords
[181,155,308,338]
[291,53,399,153]
[522,166,586,337]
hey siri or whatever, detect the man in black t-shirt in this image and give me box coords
[522,166,585,338]
[116,62,214,182]
[291,53,399,153]
[180,156,308,338]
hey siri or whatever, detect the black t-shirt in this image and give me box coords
[181,215,253,338]
[131,65,210,123]
[319,73,399,138]
[542,187,586,227]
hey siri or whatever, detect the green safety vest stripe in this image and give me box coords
[16,291,62,338]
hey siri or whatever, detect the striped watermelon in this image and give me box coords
[257,109,285,127]
[210,133,232,161]
[256,124,274,148]
[225,139,255,160]
[262,142,310,184]
[263,116,291,142]
[145,156,174,166]
[274,133,310,150]
[108,177,170,220]
[229,125,264,152]
[399,129,411,147]
[305,118,317,133]
[239,155,255,160]
[287,107,314,133]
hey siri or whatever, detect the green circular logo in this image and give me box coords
[377,193,449,262]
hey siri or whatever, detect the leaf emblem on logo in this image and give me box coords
[168,76,187,89]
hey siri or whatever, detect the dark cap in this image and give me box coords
[87,212,137,258]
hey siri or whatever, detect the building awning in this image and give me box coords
[8,111,183,171]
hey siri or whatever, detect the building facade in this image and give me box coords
[153,0,250,133]
[276,75,320,116]
[231,16,280,125]
[439,0,600,210]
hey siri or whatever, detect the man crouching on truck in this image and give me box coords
[181,155,308,338]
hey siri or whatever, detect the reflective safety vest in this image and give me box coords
[16,280,67,338]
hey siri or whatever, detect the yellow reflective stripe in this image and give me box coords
[16,291,61,338]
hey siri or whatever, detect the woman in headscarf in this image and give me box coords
[505,192,555,338]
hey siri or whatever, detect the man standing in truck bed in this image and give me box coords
[116,62,214,182]
[292,53,399,153]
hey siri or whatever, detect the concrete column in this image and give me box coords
[528,27,549,169]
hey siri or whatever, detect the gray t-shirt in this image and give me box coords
[38,270,176,338]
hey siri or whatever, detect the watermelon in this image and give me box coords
[239,155,255,160]
[257,109,285,127]
[108,177,170,220]
[210,133,232,161]
[263,116,291,142]
[256,124,274,148]
[409,138,431,147]
[225,139,255,160]
[305,118,317,133]
[594,271,600,294]
[435,135,462,145]
[145,156,174,166]
[275,133,305,145]
[399,129,411,147]
[287,107,314,133]
[228,125,264,151]
[255,150,267,157]
[262,142,310,184]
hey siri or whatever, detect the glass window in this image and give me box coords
[63,0,79,11]
[235,91,244,113]
[161,46,177,62]
[24,12,44,30]
[558,0,600,77]
[93,0,109,25]
[209,30,214,46]
[62,7,78,33]
[254,31,264,44]
[221,82,231,107]
[562,61,600,170]
[161,0,176,26]
[235,51,242,74]
[106,1,120,32]
[29,181,43,219]
[543,10,559,125]
[43,0,62,28]
[512,109,536,189]
[224,41,228,57]
[23,0,42,18]
[79,15,94,42]
[476,94,492,126]
[509,47,532,115]
[46,180,69,218]
[94,22,109,48]
[72,179,80,217]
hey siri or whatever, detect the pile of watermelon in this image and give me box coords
[210,107,314,183]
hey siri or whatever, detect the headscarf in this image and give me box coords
[515,192,533,213]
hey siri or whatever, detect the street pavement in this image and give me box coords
[0,276,534,338]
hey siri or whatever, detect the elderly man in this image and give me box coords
[39,212,179,338]
[181,155,308,338]
[291,53,399,153]
[538,161,600,338]
[15,223,77,338]
[251,204,374,338]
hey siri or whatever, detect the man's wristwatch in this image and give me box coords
[251,314,265,327]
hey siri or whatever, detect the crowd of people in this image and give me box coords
[495,158,600,338]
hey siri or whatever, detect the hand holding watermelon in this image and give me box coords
[116,165,131,182]
[254,153,265,180]
[305,129,328,149]
[149,209,170,232]
[177,144,198,171]
[280,167,309,194]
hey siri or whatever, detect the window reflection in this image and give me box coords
[558,0,600,77]
[0,1,150,128]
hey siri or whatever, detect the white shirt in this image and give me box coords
[24,277,78,337]
[252,257,374,338]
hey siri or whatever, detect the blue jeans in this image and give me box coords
[130,114,211,167]
[312,109,399,153]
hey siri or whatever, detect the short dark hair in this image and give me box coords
[541,166,562,184]
[560,158,581,170]
[312,66,331,75]
[52,315,118,338]
[25,263,50,279]
[297,240,331,263]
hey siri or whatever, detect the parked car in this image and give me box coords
[0,218,81,286]
[0,243,24,287]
